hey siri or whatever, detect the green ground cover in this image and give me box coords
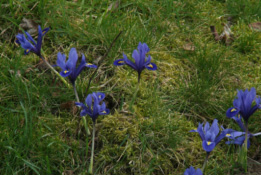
[0,0,260,174]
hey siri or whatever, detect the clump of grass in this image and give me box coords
[226,0,261,21]
[232,23,260,54]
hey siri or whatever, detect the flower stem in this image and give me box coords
[73,84,80,102]
[73,83,90,136]
[243,121,248,172]
[202,152,210,172]
[40,55,71,88]
[129,82,140,112]
[88,122,96,174]
[138,73,141,83]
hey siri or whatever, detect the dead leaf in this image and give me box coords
[107,1,119,12]
[86,15,97,19]
[20,119,25,127]
[60,101,78,115]
[19,18,38,36]
[210,23,234,45]
[35,59,49,70]
[219,23,234,45]
[249,22,261,31]
[15,70,21,77]
[51,92,60,97]
[62,170,74,175]
[183,43,195,51]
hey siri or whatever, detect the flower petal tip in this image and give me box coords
[145,63,157,70]
[226,107,239,118]
[86,63,97,68]
[113,59,125,66]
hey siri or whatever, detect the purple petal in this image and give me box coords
[202,140,216,152]
[253,132,261,136]
[197,123,205,141]
[245,87,256,111]
[189,129,198,133]
[99,108,110,115]
[36,25,43,53]
[96,92,105,102]
[230,131,245,138]
[226,107,239,118]
[195,169,203,175]
[67,48,78,70]
[60,70,71,77]
[210,119,219,136]
[233,98,241,109]
[123,53,137,70]
[85,93,93,110]
[144,55,151,65]
[113,59,125,66]
[25,32,36,45]
[204,122,210,132]
[16,34,34,50]
[85,63,97,68]
[42,27,50,36]
[56,52,66,70]
[132,49,140,64]
[231,116,246,131]
[24,48,32,55]
[145,62,157,70]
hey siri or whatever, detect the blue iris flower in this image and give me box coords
[113,42,157,82]
[225,129,261,149]
[184,166,203,175]
[224,117,261,149]
[190,119,228,153]
[75,92,110,122]
[226,87,261,122]
[56,48,97,85]
[16,25,49,56]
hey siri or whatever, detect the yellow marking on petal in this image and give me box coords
[207,141,212,145]
[148,64,153,68]
[26,49,29,52]
[64,70,69,74]
[102,111,106,113]
[86,63,93,66]
[42,31,46,34]
[118,61,124,64]
[99,95,101,98]
[226,134,231,137]
[231,108,237,112]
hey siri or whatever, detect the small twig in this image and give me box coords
[210,26,220,41]
[86,31,123,93]
[210,24,234,45]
